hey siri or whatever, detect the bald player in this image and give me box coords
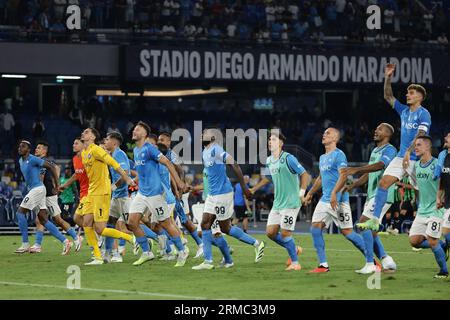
[304,127,367,273]
[336,123,397,274]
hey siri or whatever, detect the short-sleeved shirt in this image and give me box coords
[19,154,45,191]
[435,150,450,209]
[202,143,233,196]
[109,148,131,199]
[159,163,176,205]
[82,143,120,196]
[73,155,89,199]
[134,142,163,197]
[40,157,57,196]
[394,100,431,161]
[415,157,443,218]
[266,152,305,209]
[319,148,349,203]
[367,143,397,203]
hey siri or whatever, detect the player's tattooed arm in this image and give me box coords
[43,161,60,191]
[384,63,396,107]
[160,156,185,192]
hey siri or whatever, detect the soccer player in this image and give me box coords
[338,123,397,273]
[192,128,265,270]
[232,175,253,233]
[103,131,135,263]
[250,131,309,271]
[408,136,447,278]
[59,138,89,233]
[14,141,70,254]
[435,132,450,260]
[80,128,136,265]
[29,141,80,254]
[127,121,189,267]
[303,128,367,273]
[358,63,431,231]
[157,132,204,258]
[191,169,234,261]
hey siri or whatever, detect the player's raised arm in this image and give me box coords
[384,63,396,107]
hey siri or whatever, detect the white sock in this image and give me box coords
[23,242,29,247]
[320,262,329,268]
[254,240,260,247]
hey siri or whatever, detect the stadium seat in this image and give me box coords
[0,195,9,226]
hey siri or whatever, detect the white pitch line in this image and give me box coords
[231,244,432,255]
[0,281,207,299]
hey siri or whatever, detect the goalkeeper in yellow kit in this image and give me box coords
[80,127,136,265]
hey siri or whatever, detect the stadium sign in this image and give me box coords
[124,46,449,86]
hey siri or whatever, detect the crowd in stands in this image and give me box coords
[0,0,448,48]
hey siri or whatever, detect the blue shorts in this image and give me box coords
[174,199,188,224]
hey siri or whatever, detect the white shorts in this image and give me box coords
[362,197,391,221]
[20,186,46,211]
[45,195,61,217]
[444,208,450,229]
[384,157,416,187]
[267,207,300,231]
[192,203,221,234]
[109,197,131,222]
[181,193,190,214]
[129,193,170,222]
[410,215,443,238]
[204,192,234,221]
[312,201,354,230]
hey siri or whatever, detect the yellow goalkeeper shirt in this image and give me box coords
[82,143,120,196]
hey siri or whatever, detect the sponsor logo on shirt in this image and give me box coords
[403,122,419,130]
[417,172,431,179]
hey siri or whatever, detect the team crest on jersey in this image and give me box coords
[280,158,285,164]
[205,160,214,167]
[88,153,91,159]
[430,164,435,171]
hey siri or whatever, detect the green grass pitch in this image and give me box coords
[0,234,449,299]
